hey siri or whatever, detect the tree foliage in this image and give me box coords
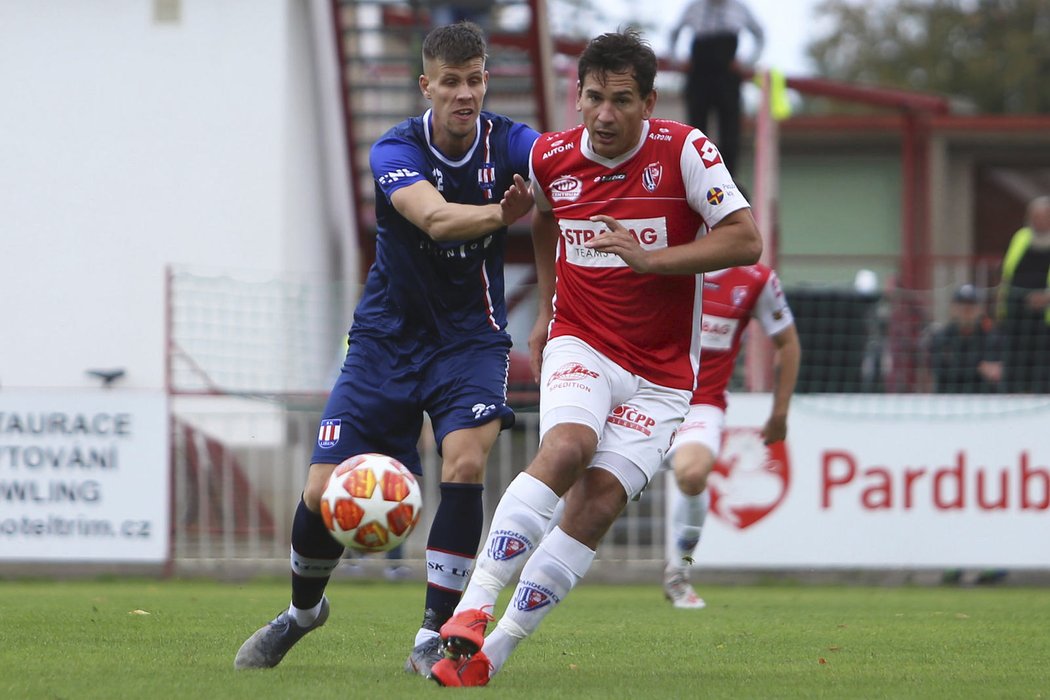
[806,0,1050,113]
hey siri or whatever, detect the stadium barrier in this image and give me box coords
[162,266,1050,581]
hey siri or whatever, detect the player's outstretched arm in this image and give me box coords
[390,179,511,242]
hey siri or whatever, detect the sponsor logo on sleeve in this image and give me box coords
[377,168,420,186]
[692,138,723,168]
[707,187,725,205]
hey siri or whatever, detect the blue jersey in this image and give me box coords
[354,110,539,342]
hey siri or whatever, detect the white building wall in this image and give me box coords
[0,0,351,390]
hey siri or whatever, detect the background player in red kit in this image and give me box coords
[430,29,762,687]
[662,263,801,609]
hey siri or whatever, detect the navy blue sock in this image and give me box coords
[290,497,344,610]
[421,482,484,630]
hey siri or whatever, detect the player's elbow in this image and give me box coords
[421,212,457,241]
[737,228,763,265]
[425,224,455,242]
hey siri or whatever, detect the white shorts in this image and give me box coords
[539,336,691,496]
[666,403,725,459]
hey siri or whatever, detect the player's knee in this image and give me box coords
[302,463,337,510]
[672,445,714,496]
[675,463,709,496]
[529,430,596,495]
[538,424,597,469]
[440,452,486,483]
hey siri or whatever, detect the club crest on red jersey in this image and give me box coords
[642,162,663,192]
[708,427,790,529]
[732,286,749,306]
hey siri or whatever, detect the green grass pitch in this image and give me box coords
[1,578,1047,699]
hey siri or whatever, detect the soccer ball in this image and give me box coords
[320,453,423,553]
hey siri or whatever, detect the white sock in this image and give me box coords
[456,473,560,613]
[485,526,595,674]
[543,497,566,537]
[288,597,324,627]
[671,488,709,568]
[414,628,439,647]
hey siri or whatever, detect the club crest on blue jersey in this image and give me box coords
[488,531,529,561]
[513,581,558,611]
[478,162,496,199]
[317,419,341,449]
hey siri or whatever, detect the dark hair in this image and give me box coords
[577,29,657,98]
[422,21,488,66]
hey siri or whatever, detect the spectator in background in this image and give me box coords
[669,0,765,174]
[997,195,1050,393]
[427,0,495,32]
[927,284,1003,394]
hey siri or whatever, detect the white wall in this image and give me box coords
[0,0,351,390]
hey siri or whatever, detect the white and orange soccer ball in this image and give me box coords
[320,453,422,553]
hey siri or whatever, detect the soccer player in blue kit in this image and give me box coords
[234,21,539,677]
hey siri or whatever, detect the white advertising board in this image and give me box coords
[674,394,1050,568]
[0,390,170,563]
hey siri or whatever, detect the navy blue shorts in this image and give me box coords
[310,332,515,475]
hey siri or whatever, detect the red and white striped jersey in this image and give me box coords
[530,118,749,390]
[693,264,794,408]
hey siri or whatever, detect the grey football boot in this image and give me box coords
[234,597,330,669]
[404,635,445,678]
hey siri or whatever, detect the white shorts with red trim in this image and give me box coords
[539,336,690,490]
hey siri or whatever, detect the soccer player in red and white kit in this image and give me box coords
[430,29,762,687]
[663,264,800,609]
